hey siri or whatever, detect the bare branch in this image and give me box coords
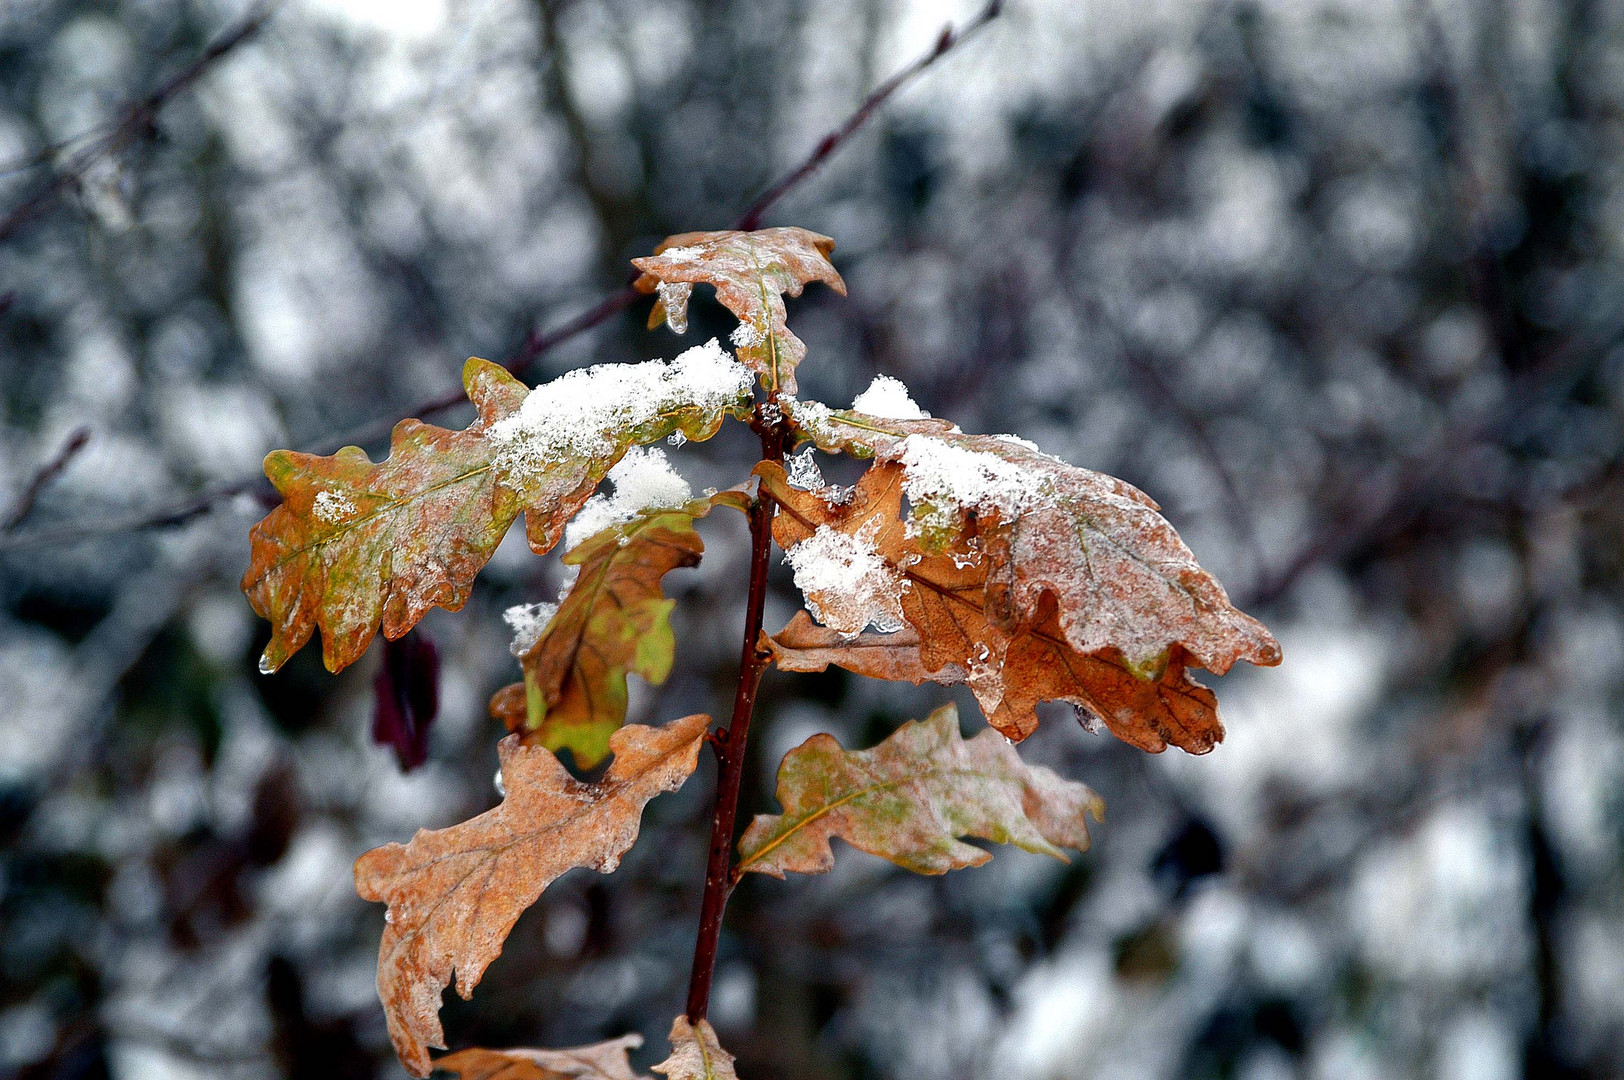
[0,2,277,243]
[733,0,1004,231]
[3,426,91,532]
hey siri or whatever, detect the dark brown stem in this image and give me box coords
[684,410,785,1021]
[4,425,90,532]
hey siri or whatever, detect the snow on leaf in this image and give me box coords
[243,353,751,675]
[783,409,1280,677]
[436,1036,649,1080]
[779,522,907,634]
[632,228,847,396]
[759,458,1274,753]
[353,714,710,1077]
[563,446,695,551]
[736,703,1103,878]
[651,1018,738,1080]
[489,490,748,769]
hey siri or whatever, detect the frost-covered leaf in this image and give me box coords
[788,405,1279,674]
[490,480,749,769]
[650,1018,737,1080]
[437,1036,648,1080]
[245,345,752,674]
[737,703,1102,878]
[354,714,710,1077]
[760,457,1274,752]
[632,228,846,396]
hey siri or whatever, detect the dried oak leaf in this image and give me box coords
[737,702,1103,878]
[787,407,1280,677]
[245,357,746,675]
[632,228,846,396]
[760,457,1272,753]
[766,611,956,686]
[436,1035,648,1080]
[354,714,709,1077]
[491,492,750,769]
[651,1018,737,1080]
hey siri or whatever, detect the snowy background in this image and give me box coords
[3,0,1624,1077]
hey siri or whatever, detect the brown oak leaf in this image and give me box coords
[736,703,1103,878]
[651,1018,738,1080]
[436,1036,648,1080]
[760,457,1274,752]
[632,228,846,396]
[491,492,749,769]
[354,714,710,1077]
[765,611,960,686]
[244,355,749,674]
[786,407,1281,678]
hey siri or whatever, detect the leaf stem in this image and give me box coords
[684,406,786,1021]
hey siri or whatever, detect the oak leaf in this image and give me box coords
[766,611,956,686]
[736,703,1103,878]
[354,714,710,1077]
[245,352,749,674]
[650,1018,738,1080]
[491,492,750,769]
[786,408,1281,677]
[436,1036,648,1080]
[632,228,846,396]
[760,457,1273,752]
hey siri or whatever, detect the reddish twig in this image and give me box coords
[0,3,276,244]
[3,426,91,531]
[684,408,787,1022]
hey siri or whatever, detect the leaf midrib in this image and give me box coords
[736,763,1015,872]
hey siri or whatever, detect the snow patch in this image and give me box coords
[851,374,928,420]
[783,524,907,634]
[312,489,356,523]
[659,244,705,262]
[563,446,693,550]
[896,434,1050,528]
[504,601,558,657]
[489,340,750,480]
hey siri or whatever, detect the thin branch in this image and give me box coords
[3,0,1001,550]
[685,406,788,1022]
[3,425,90,531]
[0,2,277,243]
[734,0,1004,231]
